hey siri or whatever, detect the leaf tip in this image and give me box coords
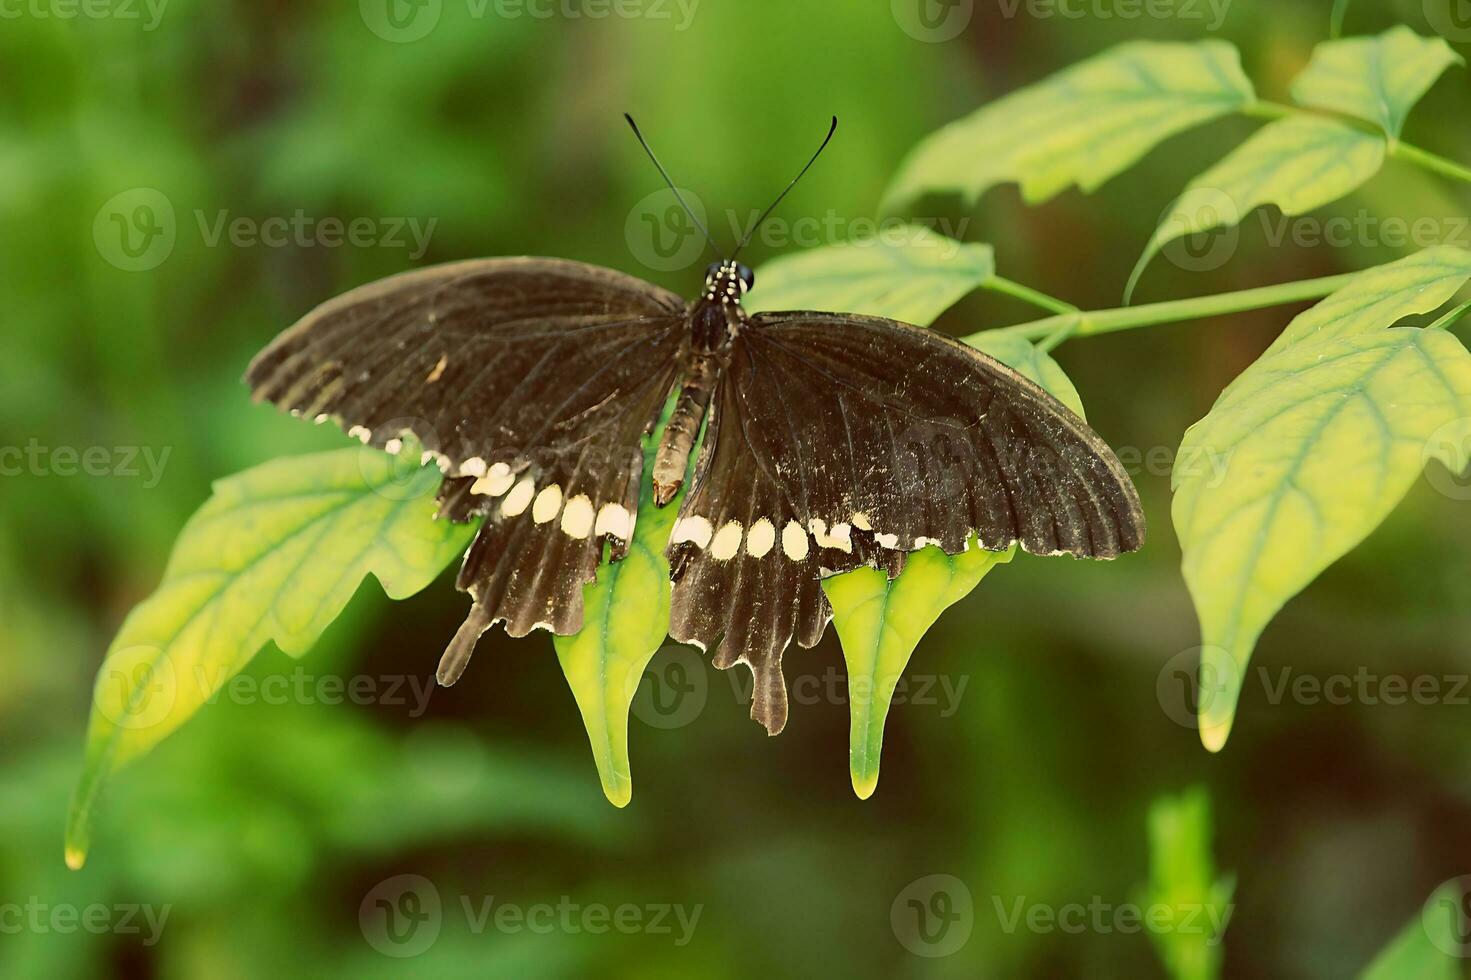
[600,777,633,808]
[64,843,88,871]
[1199,717,1232,754]
[851,768,879,800]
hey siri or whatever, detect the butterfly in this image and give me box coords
[245,116,1145,735]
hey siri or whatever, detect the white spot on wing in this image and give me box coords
[560,494,594,538]
[595,503,634,540]
[501,477,535,516]
[384,438,403,455]
[460,456,487,478]
[852,512,872,531]
[473,462,515,497]
[875,532,900,549]
[672,516,713,549]
[746,518,775,558]
[348,425,372,445]
[711,521,743,560]
[532,484,563,524]
[782,520,809,560]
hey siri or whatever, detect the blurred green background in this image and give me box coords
[4,0,1471,976]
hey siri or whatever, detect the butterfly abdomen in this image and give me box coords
[653,355,718,506]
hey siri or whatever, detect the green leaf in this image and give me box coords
[65,446,477,868]
[1128,117,1385,301]
[966,331,1087,418]
[826,334,1081,798]
[552,423,684,808]
[1359,881,1463,980]
[1139,787,1235,980]
[1291,26,1463,140]
[743,225,994,324]
[882,42,1255,212]
[827,541,1013,799]
[1173,250,1471,751]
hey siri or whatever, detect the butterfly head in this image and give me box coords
[704,261,755,305]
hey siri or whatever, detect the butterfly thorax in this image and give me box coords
[650,262,751,505]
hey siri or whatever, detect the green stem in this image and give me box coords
[971,271,1359,344]
[982,275,1079,316]
[1247,100,1471,185]
[1390,141,1471,185]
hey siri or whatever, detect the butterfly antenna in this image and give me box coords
[731,116,838,261]
[624,113,721,258]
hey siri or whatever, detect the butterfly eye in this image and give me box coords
[737,264,755,292]
[705,262,725,283]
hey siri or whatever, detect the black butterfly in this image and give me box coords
[246,117,1144,734]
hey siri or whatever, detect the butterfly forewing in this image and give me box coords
[247,257,686,649]
[668,311,1144,732]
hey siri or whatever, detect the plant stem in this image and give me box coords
[1245,100,1471,185]
[971,272,1360,345]
[1390,142,1471,185]
[983,275,1079,316]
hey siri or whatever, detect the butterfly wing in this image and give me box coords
[247,258,687,675]
[668,311,1145,733]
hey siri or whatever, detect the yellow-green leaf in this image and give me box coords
[1291,26,1463,140]
[883,42,1255,212]
[743,225,993,324]
[552,424,684,808]
[827,541,1012,799]
[826,335,1082,798]
[66,446,476,868]
[1174,252,1471,751]
[1359,880,1464,979]
[1128,116,1385,300]
[1139,787,1235,980]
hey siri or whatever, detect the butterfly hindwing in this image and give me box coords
[246,257,687,662]
[669,311,1145,733]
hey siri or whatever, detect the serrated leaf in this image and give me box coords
[1128,117,1385,300]
[1140,787,1235,980]
[552,422,684,808]
[1360,881,1462,980]
[882,42,1255,212]
[826,335,1082,798]
[1174,253,1471,750]
[1291,26,1463,140]
[66,446,477,867]
[743,226,993,324]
